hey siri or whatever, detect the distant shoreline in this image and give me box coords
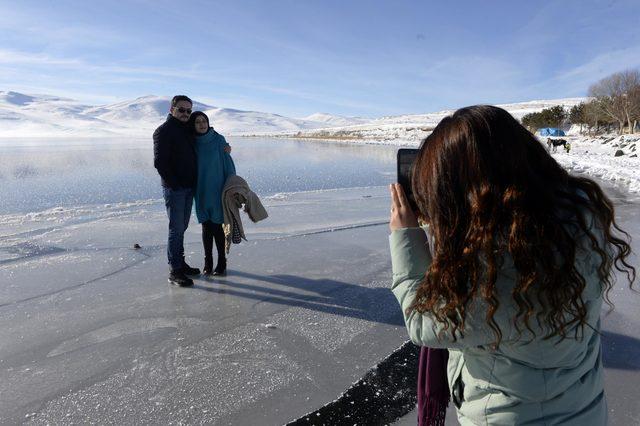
[231,134,420,147]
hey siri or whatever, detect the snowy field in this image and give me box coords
[0,139,410,424]
[0,136,639,424]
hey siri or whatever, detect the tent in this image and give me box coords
[538,128,565,137]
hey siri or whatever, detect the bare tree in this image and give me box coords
[621,71,640,134]
[584,100,613,135]
[588,69,640,134]
[628,83,640,133]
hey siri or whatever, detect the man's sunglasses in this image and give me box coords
[174,107,192,114]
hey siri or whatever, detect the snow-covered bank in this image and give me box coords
[253,98,585,144]
[550,134,640,193]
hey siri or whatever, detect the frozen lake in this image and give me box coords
[0,137,398,215]
[0,138,638,425]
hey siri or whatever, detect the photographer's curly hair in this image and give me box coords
[410,105,635,345]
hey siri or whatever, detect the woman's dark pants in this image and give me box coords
[202,221,226,269]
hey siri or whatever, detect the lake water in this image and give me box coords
[0,137,399,215]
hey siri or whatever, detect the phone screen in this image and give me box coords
[397,148,419,210]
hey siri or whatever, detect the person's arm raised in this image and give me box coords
[389,183,418,231]
[388,184,501,349]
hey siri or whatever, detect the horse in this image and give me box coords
[547,137,568,153]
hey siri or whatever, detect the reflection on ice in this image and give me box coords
[0,137,398,215]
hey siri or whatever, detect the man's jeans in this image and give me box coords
[163,187,194,272]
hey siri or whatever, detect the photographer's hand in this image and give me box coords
[389,183,418,231]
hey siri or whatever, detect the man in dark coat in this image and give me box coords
[153,95,200,286]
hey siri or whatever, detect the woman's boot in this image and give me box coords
[202,222,214,275]
[203,256,214,276]
[212,223,227,276]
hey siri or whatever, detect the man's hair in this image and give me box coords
[171,95,193,108]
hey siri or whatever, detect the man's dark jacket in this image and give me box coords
[153,114,198,189]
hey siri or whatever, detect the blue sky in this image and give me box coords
[1,0,639,117]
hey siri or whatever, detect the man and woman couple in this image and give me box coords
[153,95,235,287]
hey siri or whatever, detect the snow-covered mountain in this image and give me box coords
[301,112,369,127]
[84,95,212,124]
[0,90,586,140]
[205,107,320,135]
[0,91,112,137]
[0,91,354,138]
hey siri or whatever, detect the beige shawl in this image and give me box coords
[221,175,268,253]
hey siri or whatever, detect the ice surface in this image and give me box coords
[0,186,413,424]
[0,137,639,424]
[0,181,637,425]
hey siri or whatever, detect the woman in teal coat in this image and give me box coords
[190,111,236,276]
[389,105,635,425]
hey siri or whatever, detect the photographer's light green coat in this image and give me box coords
[390,227,606,426]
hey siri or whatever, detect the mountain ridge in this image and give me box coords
[0,90,586,139]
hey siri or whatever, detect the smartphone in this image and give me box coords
[397,148,419,210]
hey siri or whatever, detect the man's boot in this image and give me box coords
[168,270,194,287]
[182,258,201,276]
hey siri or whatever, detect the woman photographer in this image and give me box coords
[389,105,635,425]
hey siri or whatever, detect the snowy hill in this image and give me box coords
[282,98,587,144]
[0,91,358,138]
[204,107,322,135]
[84,96,213,123]
[0,90,586,140]
[0,91,116,137]
[495,98,585,120]
[302,112,369,127]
